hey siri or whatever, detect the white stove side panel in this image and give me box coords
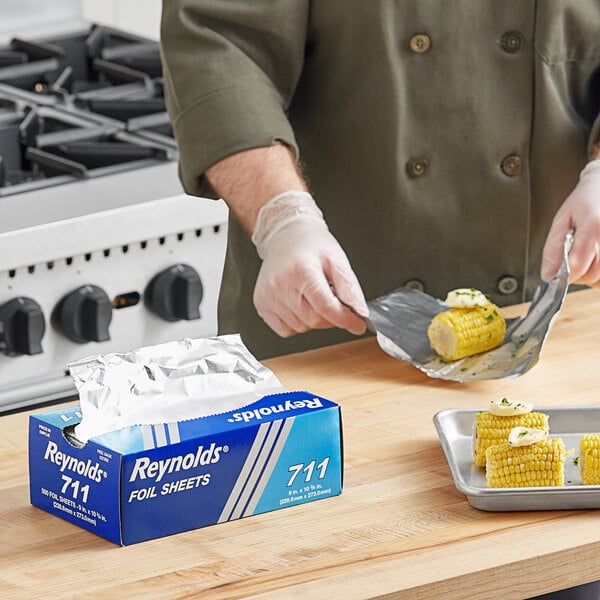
[81,0,161,40]
[0,0,85,44]
[0,0,161,43]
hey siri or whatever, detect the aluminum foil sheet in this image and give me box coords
[70,334,285,443]
[367,231,573,382]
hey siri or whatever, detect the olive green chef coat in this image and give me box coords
[161,0,600,359]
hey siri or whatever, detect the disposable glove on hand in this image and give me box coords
[542,159,600,286]
[251,191,369,338]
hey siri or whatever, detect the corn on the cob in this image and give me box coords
[579,434,600,485]
[485,438,566,488]
[473,410,549,467]
[427,302,506,361]
[486,437,566,488]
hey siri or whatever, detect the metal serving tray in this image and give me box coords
[434,407,600,511]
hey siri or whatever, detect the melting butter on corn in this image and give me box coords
[508,426,547,447]
[444,288,489,308]
[489,397,533,416]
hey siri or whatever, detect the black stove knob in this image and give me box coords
[145,264,203,322]
[53,285,112,344]
[0,297,45,356]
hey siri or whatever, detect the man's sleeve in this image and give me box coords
[160,0,310,198]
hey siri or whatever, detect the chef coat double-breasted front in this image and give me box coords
[161,0,600,359]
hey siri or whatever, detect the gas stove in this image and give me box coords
[0,23,228,413]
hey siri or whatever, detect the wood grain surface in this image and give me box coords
[2,288,600,599]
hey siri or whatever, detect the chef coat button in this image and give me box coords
[497,276,519,295]
[409,34,431,53]
[501,154,522,176]
[500,31,524,53]
[404,279,425,292]
[406,157,428,178]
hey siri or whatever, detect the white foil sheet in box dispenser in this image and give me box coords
[69,335,285,443]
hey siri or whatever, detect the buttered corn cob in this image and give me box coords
[486,437,566,487]
[473,410,549,467]
[579,434,600,485]
[427,302,506,361]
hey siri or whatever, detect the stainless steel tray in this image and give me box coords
[434,407,600,511]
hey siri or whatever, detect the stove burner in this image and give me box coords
[0,37,64,92]
[51,138,168,169]
[77,96,166,120]
[0,26,162,95]
[0,25,177,196]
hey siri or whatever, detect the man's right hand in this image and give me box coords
[205,145,368,339]
[252,191,368,337]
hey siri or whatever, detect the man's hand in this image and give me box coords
[252,191,368,337]
[541,160,600,285]
[205,145,368,338]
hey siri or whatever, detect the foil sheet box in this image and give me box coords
[28,336,343,545]
[28,390,343,545]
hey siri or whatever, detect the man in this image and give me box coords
[161,5,600,597]
[160,1,600,361]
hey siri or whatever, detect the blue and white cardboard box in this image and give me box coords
[29,391,343,545]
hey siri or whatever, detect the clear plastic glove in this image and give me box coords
[251,190,369,337]
[541,159,600,285]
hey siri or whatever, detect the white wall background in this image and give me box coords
[81,0,162,40]
[0,0,162,42]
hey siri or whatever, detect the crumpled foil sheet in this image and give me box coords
[70,334,285,442]
[366,231,573,382]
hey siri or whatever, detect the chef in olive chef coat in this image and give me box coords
[160,1,600,360]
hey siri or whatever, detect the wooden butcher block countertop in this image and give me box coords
[2,288,600,599]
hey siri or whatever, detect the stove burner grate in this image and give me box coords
[0,25,177,196]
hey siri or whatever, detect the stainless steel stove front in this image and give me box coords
[0,162,228,412]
